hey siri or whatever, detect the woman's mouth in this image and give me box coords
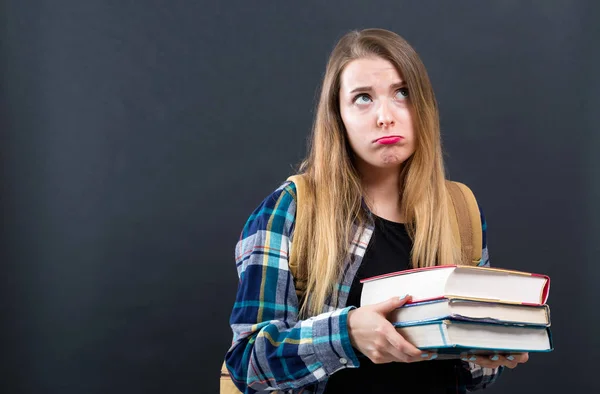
[376,136,403,145]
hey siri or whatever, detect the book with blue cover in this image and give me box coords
[395,319,554,355]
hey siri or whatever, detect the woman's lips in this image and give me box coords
[376,136,403,145]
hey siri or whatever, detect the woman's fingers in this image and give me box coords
[511,352,529,363]
[382,325,423,362]
[347,296,444,365]
[462,352,529,369]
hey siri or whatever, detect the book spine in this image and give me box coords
[541,276,551,303]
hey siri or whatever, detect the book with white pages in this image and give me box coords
[391,297,551,328]
[360,265,550,306]
[396,320,554,355]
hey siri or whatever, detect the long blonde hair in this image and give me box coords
[294,29,460,318]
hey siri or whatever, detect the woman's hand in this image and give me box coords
[462,352,529,369]
[347,295,437,364]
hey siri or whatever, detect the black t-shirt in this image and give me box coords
[323,216,463,394]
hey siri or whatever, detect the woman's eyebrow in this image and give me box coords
[348,81,406,94]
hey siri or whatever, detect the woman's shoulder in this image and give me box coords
[240,179,298,236]
[261,179,298,213]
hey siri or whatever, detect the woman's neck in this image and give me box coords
[359,166,404,223]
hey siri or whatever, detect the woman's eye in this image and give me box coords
[354,94,372,104]
[396,88,409,99]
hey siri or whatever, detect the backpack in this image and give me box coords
[220,175,482,393]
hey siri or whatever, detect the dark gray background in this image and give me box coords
[2,1,598,393]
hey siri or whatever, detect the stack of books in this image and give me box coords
[360,265,553,358]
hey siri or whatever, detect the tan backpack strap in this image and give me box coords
[285,174,308,301]
[446,181,482,266]
[220,361,241,393]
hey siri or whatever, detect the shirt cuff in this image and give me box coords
[311,306,360,375]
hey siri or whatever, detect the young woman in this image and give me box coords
[224,28,528,394]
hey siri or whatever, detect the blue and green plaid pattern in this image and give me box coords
[225,180,501,393]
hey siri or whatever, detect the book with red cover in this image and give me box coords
[360,265,550,307]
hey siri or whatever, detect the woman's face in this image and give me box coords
[338,57,415,174]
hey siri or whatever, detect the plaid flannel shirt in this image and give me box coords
[225,180,502,393]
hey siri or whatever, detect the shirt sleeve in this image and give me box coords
[462,207,505,391]
[224,182,359,393]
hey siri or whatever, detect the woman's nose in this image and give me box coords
[377,102,395,127]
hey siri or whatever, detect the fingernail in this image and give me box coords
[507,356,515,361]
[430,354,438,360]
[461,357,468,361]
[421,353,429,358]
[398,294,408,300]
[490,355,499,361]
[469,356,477,361]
